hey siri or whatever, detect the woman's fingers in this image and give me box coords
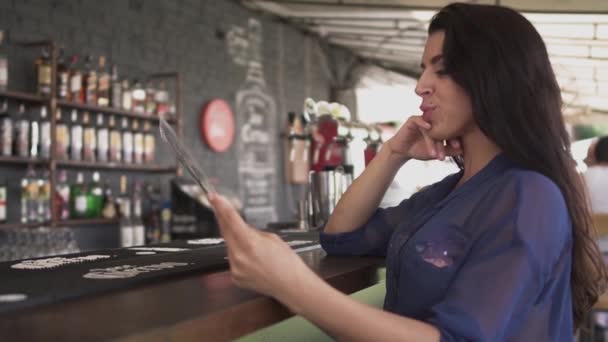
[208,192,251,245]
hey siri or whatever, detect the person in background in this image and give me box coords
[209,3,608,341]
[584,136,608,214]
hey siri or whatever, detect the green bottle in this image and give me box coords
[69,172,88,219]
[86,172,104,218]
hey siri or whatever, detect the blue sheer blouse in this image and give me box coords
[320,154,573,341]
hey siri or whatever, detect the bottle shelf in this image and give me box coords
[0,221,52,230]
[56,99,177,124]
[56,160,177,173]
[0,156,49,165]
[56,218,119,227]
[0,90,47,103]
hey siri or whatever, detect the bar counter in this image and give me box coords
[0,234,385,341]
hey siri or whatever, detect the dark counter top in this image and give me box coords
[0,233,385,341]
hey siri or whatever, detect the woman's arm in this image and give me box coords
[283,267,441,341]
[325,116,461,235]
[210,192,441,341]
[323,146,408,235]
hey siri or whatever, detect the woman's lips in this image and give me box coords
[422,108,434,122]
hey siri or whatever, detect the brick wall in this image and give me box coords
[0,0,357,249]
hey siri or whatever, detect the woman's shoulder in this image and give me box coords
[500,168,566,209]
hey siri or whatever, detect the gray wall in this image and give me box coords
[0,0,358,249]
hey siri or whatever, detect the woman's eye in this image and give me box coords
[436,69,448,76]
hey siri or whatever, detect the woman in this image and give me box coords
[209,3,608,340]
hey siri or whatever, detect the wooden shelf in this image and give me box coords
[57,218,119,227]
[56,160,177,173]
[0,156,49,165]
[0,221,52,230]
[0,90,47,103]
[56,99,177,124]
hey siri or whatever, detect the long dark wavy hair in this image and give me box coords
[429,3,608,329]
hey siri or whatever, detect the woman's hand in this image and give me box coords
[385,116,462,161]
[208,192,313,300]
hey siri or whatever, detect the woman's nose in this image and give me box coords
[415,72,433,97]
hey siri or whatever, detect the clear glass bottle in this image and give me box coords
[69,109,82,161]
[55,169,70,220]
[14,103,29,158]
[82,55,97,105]
[96,56,110,107]
[56,48,69,100]
[82,111,96,162]
[37,170,51,222]
[0,30,8,91]
[55,109,70,160]
[108,115,122,162]
[24,166,39,223]
[110,64,121,109]
[121,79,132,111]
[96,113,108,162]
[0,99,12,156]
[117,175,133,247]
[69,172,88,219]
[143,120,155,163]
[133,119,143,164]
[39,106,51,159]
[68,55,82,103]
[30,108,39,158]
[131,79,146,114]
[132,180,145,245]
[121,117,133,163]
[0,178,6,223]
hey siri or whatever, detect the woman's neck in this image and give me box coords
[456,127,502,187]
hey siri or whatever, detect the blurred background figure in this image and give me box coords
[584,136,608,215]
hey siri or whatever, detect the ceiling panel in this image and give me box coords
[243,0,608,112]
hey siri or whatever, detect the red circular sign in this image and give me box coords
[200,99,235,152]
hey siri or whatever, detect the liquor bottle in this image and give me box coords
[68,55,82,103]
[131,79,146,114]
[133,119,143,164]
[86,172,104,218]
[35,48,52,96]
[55,169,70,220]
[82,112,96,162]
[82,55,97,105]
[69,172,88,219]
[0,99,12,156]
[30,106,39,158]
[101,181,116,219]
[132,180,145,246]
[24,166,39,223]
[144,81,156,115]
[55,109,70,160]
[121,117,133,163]
[110,64,121,109]
[39,106,51,159]
[37,170,51,222]
[14,103,29,158]
[0,30,8,91]
[96,113,108,162]
[155,81,169,118]
[0,179,6,223]
[20,170,30,223]
[69,109,83,161]
[97,56,110,107]
[143,120,155,163]
[108,115,122,162]
[121,79,132,111]
[117,175,133,247]
[56,49,69,100]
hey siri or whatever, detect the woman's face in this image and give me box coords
[416,31,476,141]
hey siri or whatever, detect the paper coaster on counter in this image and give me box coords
[187,238,224,245]
[0,293,28,302]
[11,255,112,270]
[128,247,189,252]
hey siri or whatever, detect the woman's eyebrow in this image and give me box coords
[420,54,444,69]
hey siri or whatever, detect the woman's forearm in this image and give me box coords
[324,146,408,234]
[280,271,440,342]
